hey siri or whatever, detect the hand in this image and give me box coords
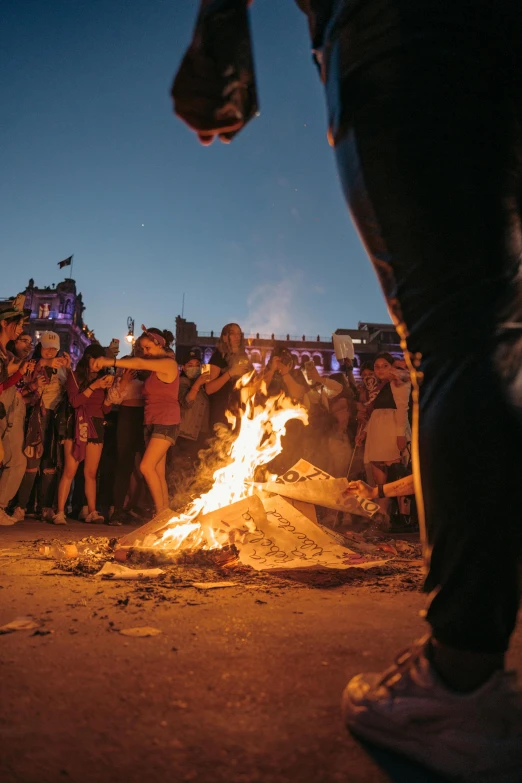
[91,357,108,373]
[307,365,321,384]
[50,357,65,369]
[24,360,36,376]
[118,369,135,387]
[355,431,367,446]
[344,480,377,500]
[7,357,21,376]
[228,363,250,379]
[172,21,246,145]
[397,436,407,452]
[61,352,72,370]
[99,374,114,389]
[195,371,212,386]
[36,376,47,393]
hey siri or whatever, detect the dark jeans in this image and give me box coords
[323,0,522,652]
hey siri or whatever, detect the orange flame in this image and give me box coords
[155,393,308,552]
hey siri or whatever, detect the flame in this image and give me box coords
[154,393,308,552]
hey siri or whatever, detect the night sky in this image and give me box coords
[1,0,390,347]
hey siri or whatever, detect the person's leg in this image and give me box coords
[57,440,78,514]
[327,0,522,664]
[320,0,522,774]
[0,403,27,510]
[113,407,140,512]
[156,452,169,510]
[83,443,103,513]
[17,458,40,511]
[140,438,171,514]
[369,462,389,514]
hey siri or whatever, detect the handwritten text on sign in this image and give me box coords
[237,495,384,571]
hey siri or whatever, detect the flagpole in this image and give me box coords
[70,254,74,280]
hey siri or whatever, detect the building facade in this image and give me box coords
[175,316,403,379]
[1,278,94,364]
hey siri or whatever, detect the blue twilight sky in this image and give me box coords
[1,0,390,347]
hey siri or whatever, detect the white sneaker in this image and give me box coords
[77,505,89,521]
[40,507,54,522]
[342,636,522,783]
[51,512,67,525]
[0,507,16,526]
[11,507,25,522]
[85,510,104,524]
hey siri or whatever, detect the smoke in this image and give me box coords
[244,273,302,337]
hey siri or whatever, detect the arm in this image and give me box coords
[1,369,23,390]
[391,382,411,436]
[185,373,211,405]
[205,364,232,396]
[320,376,343,396]
[66,370,109,408]
[346,475,414,499]
[281,370,306,401]
[93,355,178,383]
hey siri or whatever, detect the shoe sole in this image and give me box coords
[342,688,522,783]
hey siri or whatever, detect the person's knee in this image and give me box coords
[140,458,153,477]
[63,465,77,481]
[84,467,98,482]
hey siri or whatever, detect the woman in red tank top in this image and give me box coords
[93,326,179,516]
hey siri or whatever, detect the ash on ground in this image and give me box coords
[29,530,424,595]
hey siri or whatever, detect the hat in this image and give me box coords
[0,293,30,321]
[40,331,60,350]
[184,347,202,363]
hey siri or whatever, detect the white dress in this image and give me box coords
[364,381,411,463]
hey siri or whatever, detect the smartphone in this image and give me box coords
[201,363,210,375]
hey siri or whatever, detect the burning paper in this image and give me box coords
[237,496,385,571]
[114,396,385,571]
[259,459,381,519]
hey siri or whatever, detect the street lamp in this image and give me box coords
[126,317,135,344]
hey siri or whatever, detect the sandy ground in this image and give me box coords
[1,521,521,783]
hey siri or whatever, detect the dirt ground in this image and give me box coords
[1,521,521,783]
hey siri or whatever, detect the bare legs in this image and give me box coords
[57,440,103,514]
[140,438,171,514]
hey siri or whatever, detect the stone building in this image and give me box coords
[0,278,94,364]
[175,316,403,379]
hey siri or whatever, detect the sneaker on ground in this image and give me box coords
[40,507,54,522]
[12,507,25,522]
[77,505,89,521]
[0,507,17,526]
[342,636,522,783]
[51,512,67,525]
[85,511,104,524]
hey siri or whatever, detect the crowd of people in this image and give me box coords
[0,297,413,529]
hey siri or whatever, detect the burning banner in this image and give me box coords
[259,458,382,519]
[116,393,386,571]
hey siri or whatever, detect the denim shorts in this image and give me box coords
[144,423,179,446]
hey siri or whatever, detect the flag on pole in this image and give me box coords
[58,255,73,269]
